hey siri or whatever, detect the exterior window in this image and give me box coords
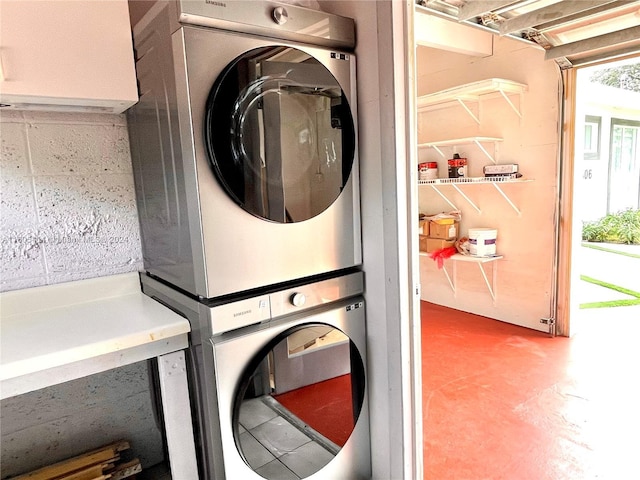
[608,118,640,214]
[584,115,601,160]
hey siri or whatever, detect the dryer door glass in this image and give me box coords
[205,47,356,223]
[233,324,365,478]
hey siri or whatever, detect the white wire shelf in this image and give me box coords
[418,176,531,185]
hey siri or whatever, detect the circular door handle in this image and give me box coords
[290,293,306,307]
[272,6,289,25]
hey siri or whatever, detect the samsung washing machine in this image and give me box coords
[141,271,370,480]
[127,1,361,299]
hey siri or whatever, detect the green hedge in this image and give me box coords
[582,209,640,245]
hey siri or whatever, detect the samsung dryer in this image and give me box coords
[127,1,361,299]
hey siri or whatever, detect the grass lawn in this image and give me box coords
[580,275,640,309]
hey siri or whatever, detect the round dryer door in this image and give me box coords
[204,46,356,223]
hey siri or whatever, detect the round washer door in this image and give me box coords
[233,322,366,479]
[204,46,356,223]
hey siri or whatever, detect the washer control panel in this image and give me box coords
[271,271,363,318]
[208,295,271,336]
[206,271,363,336]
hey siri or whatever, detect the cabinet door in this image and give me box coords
[0,0,137,113]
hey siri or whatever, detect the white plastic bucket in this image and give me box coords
[468,228,497,256]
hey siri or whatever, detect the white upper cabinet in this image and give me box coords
[0,0,138,113]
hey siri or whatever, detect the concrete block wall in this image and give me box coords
[0,110,142,291]
[0,111,162,476]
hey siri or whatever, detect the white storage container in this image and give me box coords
[468,228,497,256]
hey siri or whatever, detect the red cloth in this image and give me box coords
[428,246,457,269]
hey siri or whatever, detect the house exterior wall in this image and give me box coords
[574,79,640,222]
[0,111,162,476]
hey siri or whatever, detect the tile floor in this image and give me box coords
[422,301,640,480]
[238,396,337,479]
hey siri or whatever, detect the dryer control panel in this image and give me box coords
[177,0,356,49]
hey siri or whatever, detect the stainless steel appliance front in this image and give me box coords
[141,271,370,480]
[127,1,361,299]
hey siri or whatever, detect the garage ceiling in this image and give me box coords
[416,0,640,68]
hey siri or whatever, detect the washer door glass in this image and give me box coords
[233,324,365,479]
[204,46,355,223]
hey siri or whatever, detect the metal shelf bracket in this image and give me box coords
[450,183,482,213]
[455,98,481,124]
[439,254,502,303]
[419,178,532,215]
[472,138,499,164]
[498,87,524,119]
[491,182,522,215]
[430,184,459,210]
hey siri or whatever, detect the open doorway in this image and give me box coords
[567,55,640,336]
[412,1,640,478]
[415,20,560,334]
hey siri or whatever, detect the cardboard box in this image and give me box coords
[418,220,427,235]
[427,237,455,253]
[419,235,455,253]
[419,235,429,252]
[429,221,458,239]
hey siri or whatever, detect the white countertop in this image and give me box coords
[0,273,191,399]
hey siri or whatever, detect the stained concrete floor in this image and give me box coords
[422,301,640,480]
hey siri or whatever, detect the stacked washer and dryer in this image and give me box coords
[127,1,369,479]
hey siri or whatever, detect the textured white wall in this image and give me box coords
[0,111,162,476]
[0,362,164,477]
[0,110,142,292]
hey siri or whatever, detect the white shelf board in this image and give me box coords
[417,78,528,110]
[418,136,503,149]
[450,253,503,262]
[418,137,503,163]
[419,252,503,262]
